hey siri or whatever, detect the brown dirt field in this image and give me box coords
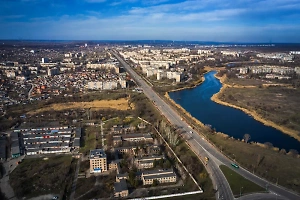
[28,98,131,115]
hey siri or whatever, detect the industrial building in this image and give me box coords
[13,126,81,155]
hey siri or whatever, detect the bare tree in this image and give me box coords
[243,134,251,143]
[288,149,299,157]
[256,154,265,167]
[279,149,287,155]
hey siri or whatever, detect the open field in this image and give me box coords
[27,98,131,115]
[75,176,96,199]
[164,81,300,193]
[10,155,76,199]
[214,85,300,141]
[76,174,115,200]
[220,165,265,197]
[208,133,300,193]
[226,77,270,86]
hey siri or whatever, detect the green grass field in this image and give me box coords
[79,126,99,154]
[220,165,265,197]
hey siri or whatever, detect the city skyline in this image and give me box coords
[0,0,300,43]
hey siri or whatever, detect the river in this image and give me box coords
[169,71,300,152]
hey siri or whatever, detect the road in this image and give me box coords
[111,50,300,200]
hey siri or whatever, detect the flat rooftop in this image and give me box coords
[142,168,174,176]
[90,149,106,159]
[143,172,176,180]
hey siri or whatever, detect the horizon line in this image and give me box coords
[0,39,300,45]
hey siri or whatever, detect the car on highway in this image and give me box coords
[231,163,239,168]
[205,157,209,162]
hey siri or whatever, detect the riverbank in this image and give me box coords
[165,92,206,129]
[211,74,300,142]
[164,71,209,128]
[166,66,216,93]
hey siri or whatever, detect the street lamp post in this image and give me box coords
[240,186,243,197]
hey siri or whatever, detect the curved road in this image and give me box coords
[111,50,300,200]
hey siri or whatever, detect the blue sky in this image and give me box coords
[0,0,300,42]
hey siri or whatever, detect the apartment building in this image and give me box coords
[86,63,120,73]
[90,149,107,173]
[239,65,294,75]
[141,169,177,185]
[87,81,118,90]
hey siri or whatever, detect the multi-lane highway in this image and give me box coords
[111,50,300,200]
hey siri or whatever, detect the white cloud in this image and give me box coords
[0,0,300,42]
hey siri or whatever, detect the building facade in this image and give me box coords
[90,149,107,173]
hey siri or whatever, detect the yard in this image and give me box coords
[10,155,76,199]
[218,85,300,138]
[79,126,101,155]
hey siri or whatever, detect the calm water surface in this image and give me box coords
[169,71,300,152]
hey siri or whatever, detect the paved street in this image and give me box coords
[0,155,25,200]
[112,50,300,200]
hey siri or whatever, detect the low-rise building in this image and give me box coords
[122,133,153,143]
[113,146,137,154]
[141,169,177,185]
[112,133,153,147]
[116,173,128,182]
[114,179,128,198]
[16,126,79,155]
[135,155,164,169]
